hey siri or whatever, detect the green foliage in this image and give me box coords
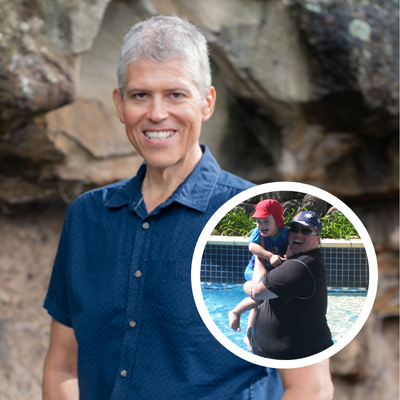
[212,206,256,237]
[283,207,301,225]
[213,206,360,240]
[320,212,359,240]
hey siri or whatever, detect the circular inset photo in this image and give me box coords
[191,182,378,369]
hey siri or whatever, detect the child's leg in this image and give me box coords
[244,308,256,351]
[240,280,258,349]
[229,296,259,332]
[243,280,253,296]
[228,309,242,331]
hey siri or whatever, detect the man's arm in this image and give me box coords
[250,256,278,300]
[278,359,334,400]
[43,319,79,400]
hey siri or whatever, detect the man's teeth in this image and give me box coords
[144,131,175,141]
[294,240,302,244]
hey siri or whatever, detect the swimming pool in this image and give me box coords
[202,285,367,353]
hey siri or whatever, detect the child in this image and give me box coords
[228,199,291,350]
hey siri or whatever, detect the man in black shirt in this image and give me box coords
[249,211,334,360]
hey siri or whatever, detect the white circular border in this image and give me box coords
[191,182,378,369]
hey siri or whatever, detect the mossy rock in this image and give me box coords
[281,199,303,218]
[261,191,304,203]
[301,195,330,217]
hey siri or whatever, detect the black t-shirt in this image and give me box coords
[251,248,333,360]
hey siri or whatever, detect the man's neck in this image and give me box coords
[141,145,203,213]
[293,247,319,257]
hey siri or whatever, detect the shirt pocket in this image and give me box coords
[157,258,203,328]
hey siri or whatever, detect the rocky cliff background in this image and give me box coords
[0,0,398,399]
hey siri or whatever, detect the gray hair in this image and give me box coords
[117,15,211,99]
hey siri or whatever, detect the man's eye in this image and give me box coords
[133,93,147,100]
[170,92,183,99]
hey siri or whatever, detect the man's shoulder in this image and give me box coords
[69,177,135,212]
[216,169,255,191]
[291,249,323,264]
[206,170,255,210]
[197,146,254,196]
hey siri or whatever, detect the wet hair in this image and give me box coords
[117,15,211,99]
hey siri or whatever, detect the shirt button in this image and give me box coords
[142,222,150,230]
[120,370,127,378]
[129,320,137,328]
[134,270,142,278]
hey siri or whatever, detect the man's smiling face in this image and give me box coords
[113,58,215,173]
[288,223,320,254]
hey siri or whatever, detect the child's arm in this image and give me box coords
[229,296,262,331]
[249,242,285,267]
[249,242,273,260]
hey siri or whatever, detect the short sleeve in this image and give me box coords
[249,227,261,245]
[262,259,314,303]
[43,210,73,328]
[283,228,290,241]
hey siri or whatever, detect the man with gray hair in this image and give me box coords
[42,15,333,400]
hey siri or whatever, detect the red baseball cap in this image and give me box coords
[251,199,285,229]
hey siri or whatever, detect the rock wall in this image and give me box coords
[0,0,398,399]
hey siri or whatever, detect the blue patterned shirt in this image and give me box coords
[44,146,283,400]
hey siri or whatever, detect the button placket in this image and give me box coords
[114,217,152,396]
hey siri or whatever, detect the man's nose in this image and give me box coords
[148,97,168,122]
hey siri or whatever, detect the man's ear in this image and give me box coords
[202,86,216,122]
[112,88,125,124]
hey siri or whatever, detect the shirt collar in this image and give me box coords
[104,145,221,214]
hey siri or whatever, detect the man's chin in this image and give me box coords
[290,245,302,254]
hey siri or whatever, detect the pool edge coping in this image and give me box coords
[200,282,368,295]
[207,235,364,248]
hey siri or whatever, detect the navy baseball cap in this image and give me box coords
[286,211,322,233]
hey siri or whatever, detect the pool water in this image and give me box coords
[202,286,367,353]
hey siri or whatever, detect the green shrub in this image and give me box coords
[213,206,360,240]
[212,206,256,236]
[320,212,359,240]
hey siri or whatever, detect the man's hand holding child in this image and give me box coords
[285,245,294,259]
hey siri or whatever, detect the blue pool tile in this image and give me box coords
[201,243,369,288]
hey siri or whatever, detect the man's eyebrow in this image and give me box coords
[125,86,189,95]
[125,87,148,94]
[165,87,189,92]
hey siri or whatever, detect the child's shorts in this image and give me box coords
[244,265,253,281]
